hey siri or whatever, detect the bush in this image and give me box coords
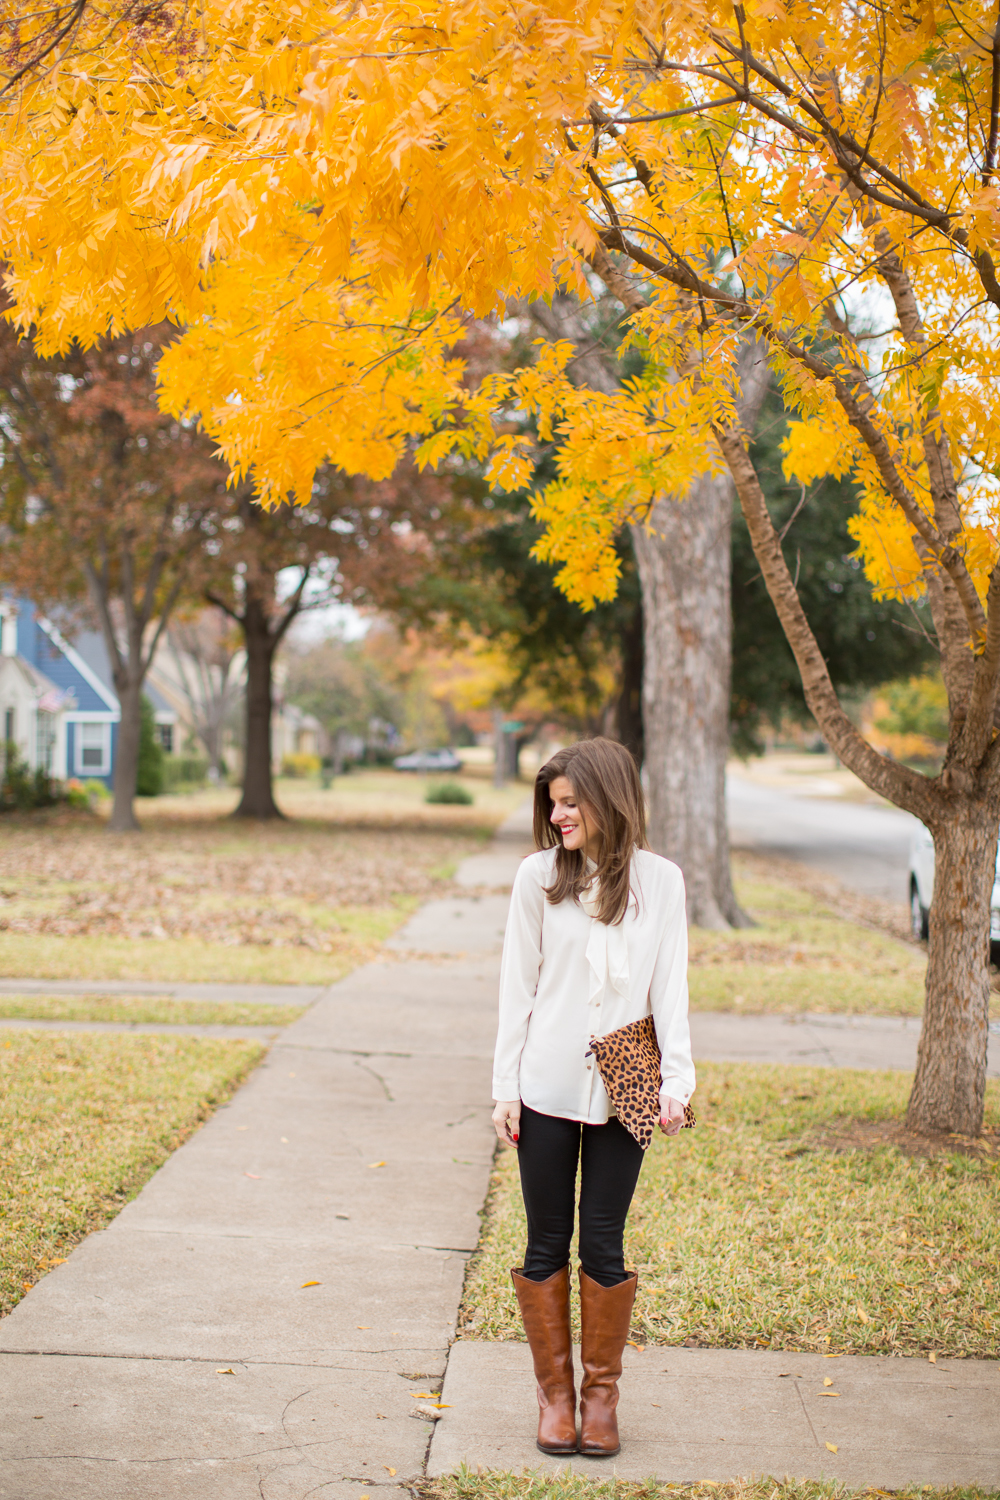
[425,780,474,805]
[64,778,109,809]
[282,752,321,778]
[136,696,164,796]
[1,742,59,812]
[163,756,210,791]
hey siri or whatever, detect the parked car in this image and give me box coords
[909,822,1000,947]
[392,747,463,773]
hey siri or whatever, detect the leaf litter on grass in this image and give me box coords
[423,1466,1000,1500]
[0,1030,264,1315]
[459,1063,1000,1358]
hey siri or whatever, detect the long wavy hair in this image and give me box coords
[533,738,647,926]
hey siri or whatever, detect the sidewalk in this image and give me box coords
[2,806,998,1494]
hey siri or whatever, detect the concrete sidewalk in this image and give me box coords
[429,1343,1000,1486]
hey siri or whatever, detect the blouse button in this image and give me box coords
[586,1064,592,1070]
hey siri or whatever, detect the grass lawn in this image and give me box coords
[0,993,306,1027]
[0,771,526,984]
[0,1030,264,1316]
[691,855,1000,1018]
[460,1063,1000,1359]
[425,1471,998,1500]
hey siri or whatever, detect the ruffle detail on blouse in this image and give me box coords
[582,876,630,1004]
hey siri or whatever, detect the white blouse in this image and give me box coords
[492,846,695,1124]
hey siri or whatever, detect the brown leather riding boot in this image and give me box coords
[578,1267,638,1457]
[511,1266,578,1453]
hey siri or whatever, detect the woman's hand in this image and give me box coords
[492,1099,521,1147]
[659,1097,686,1138]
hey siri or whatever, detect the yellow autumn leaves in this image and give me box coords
[3,2,1000,612]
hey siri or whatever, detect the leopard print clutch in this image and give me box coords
[586,1014,696,1150]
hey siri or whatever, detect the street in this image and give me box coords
[727,766,918,904]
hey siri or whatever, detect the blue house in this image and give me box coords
[0,597,175,787]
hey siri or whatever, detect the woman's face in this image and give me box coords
[549,774,601,855]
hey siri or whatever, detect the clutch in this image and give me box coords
[586,1014,696,1150]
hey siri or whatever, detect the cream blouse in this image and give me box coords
[492,846,695,1124]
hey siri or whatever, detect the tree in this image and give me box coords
[166,608,243,778]
[0,319,225,830]
[283,634,402,770]
[199,489,336,818]
[7,2,1000,1130]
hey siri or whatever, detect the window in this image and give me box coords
[36,712,56,774]
[156,723,174,754]
[76,721,110,775]
[3,707,13,744]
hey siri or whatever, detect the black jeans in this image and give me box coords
[517,1103,645,1288]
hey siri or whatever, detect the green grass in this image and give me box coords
[690,870,938,1017]
[0,1031,265,1315]
[425,1471,998,1500]
[0,993,306,1027]
[460,1063,1000,1358]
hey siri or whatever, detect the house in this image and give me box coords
[0,597,176,786]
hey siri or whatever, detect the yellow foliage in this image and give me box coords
[3,0,1000,619]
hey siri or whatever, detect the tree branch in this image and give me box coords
[714,419,938,822]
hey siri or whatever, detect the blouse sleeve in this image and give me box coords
[492,857,546,1100]
[648,865,696,1107]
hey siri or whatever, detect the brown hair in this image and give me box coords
[533,737,647,925]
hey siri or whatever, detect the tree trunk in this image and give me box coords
[631,474,749,929]
[615,588,644,767]
[234,596,283,819]
[716,418,995,1134]
[908,807,996,1135]
[109,677,142,832]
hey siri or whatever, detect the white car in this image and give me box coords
[909,822,1000,945]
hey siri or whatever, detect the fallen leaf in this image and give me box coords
[626,1340,644,1351]
[433,1403,451,1410]
[819,1392,840,1398]
[216,1368,235,1375]
[301,1281,322,1288]
[857,1306,869,1323]
[778,1373,791,1378]
[368,1161,386,1169]
[357,1325,371,1329]
[384,1467,397,1476]
[47,1258,67,1267]
[376,1413,386,1419]
[823,1377,833,1387]
[244,1172,261,1180]
[651,1402,661,1407]
[822,1353,843,1358]
[411,1392,438,1399]
[929,1352,937,1364]
[826,1443,838,1454]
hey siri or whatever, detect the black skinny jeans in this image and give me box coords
[517,1103,645,1288]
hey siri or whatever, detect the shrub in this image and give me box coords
[0,742,59,812]
[282,752,321,778]
[136,696,164,796]
[163,756,210,791]
[425,780,474,805]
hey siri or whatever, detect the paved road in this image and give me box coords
[727,770,918,904]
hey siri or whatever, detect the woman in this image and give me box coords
[492,737,694,1458]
